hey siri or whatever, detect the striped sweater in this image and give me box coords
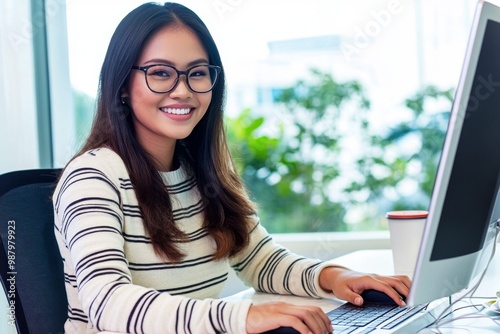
[53,148,335,334]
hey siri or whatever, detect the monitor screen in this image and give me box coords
[430,18,500,262]
[408,0,500,306]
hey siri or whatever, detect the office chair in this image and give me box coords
[0,168,67,334]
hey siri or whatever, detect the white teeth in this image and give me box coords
[160,108,191,115]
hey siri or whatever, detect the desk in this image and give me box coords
[224,249,500,333]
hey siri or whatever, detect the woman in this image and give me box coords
[53,2,410,333]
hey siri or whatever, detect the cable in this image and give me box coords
[426,314,500,334]
[425,224,500,331]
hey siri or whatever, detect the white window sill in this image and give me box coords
[271,230,391,260]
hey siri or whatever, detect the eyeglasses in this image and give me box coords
[131,64,221,94]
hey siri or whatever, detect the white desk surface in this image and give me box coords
[224,249,500,333]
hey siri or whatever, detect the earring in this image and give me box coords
[120,97,126,105]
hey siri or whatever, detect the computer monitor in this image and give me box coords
[407,0,500,306]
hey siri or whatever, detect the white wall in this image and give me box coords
[0,0,39,175]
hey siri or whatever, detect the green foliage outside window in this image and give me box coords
[226,69,454,233]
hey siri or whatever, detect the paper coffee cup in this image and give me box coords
[386,210,428,278]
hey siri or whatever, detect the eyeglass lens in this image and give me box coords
[145,65,218,93]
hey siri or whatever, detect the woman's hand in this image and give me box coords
[246,301,333,334]
[319,267,411,307]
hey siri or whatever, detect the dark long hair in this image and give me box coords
[76,2,256,262]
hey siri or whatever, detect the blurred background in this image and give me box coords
[0,0,476,235]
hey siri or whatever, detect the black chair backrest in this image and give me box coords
[0,168,67,334]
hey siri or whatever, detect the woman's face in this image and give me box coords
[126,25,213,156]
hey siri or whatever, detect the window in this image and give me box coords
[0,0,40,173]
[0,0,476,233]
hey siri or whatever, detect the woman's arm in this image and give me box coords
[230,219,334,299]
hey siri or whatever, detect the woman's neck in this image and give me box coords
[139,138,177,172]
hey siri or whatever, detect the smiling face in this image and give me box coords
[125,25,212,170]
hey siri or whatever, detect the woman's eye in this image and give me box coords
[151,70,170,77]
[190,70,208,78]
[148,66,175,79]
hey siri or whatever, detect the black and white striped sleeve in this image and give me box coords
[230,218,337,299]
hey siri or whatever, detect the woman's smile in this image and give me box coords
[160,107,192,115]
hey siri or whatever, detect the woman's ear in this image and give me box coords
[120,95,129,105]
[120,89,130,105]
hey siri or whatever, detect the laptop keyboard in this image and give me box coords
[327,302,427,333]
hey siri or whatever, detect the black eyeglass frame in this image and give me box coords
[131,64,222,94]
